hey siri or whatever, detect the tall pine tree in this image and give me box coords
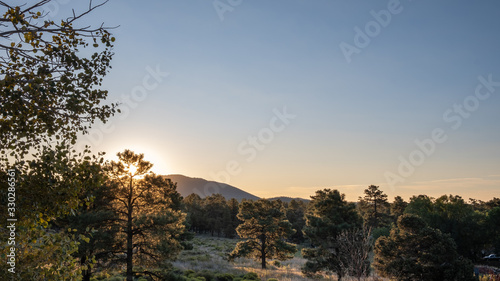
[302,189,362,281]
[229,199,296,269]
[107,150,185,281]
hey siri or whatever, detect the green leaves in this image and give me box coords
[0,1,118,162]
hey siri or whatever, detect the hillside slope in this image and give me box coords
[165,174,260,201]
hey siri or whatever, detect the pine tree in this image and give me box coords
[390,196,408,222]
[107,150,185,281]
[374,214,476,281]
[229,199,296,269]
[406,194,488,260]
[223,198,240,238]
[302,189,363,281]
[204,194,229,237]
[357,185,390,228]
[286,199,307,243]
[183,194,205,233]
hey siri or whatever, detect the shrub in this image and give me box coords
[242,272,259,280]
[216,273,235,281]
[164,270,189,281]
[191,270,215,281]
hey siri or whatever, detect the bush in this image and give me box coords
[272,260,281,267]
[189,270,215,281]
[242,272,259,280]
[267,279,278,281]
[164,270,189,281]
[215,273,235,281]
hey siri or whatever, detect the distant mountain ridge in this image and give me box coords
[165,174,309,202]
[164,174,259,201]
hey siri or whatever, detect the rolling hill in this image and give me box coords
[164,174,260,201]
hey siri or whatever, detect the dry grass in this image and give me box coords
[173,235,388,281]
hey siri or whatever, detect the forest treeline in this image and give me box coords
[184,187,500,262]
[183,185,500,280]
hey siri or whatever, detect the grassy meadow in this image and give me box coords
[89,234,500,280]
[172,235,387,281]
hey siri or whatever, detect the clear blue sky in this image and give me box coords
[66,0,500,201]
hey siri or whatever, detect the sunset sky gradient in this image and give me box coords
[66,0,500,201]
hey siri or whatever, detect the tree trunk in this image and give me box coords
[126,179,134,281]
[81,255,91,281]
[82,270,91,281]
[260,234,266,269]
[126,216,133,281]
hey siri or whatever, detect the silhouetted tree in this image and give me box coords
[107,150,185,281]
[204,194,229,237]
[183,194,205,233]
[357,185,390,228]
[223,198,240,238]
[487,207,500,254]
[286,199,307,243]
[374,214,475,281]
[302,189,362,281]
[486,197,500,209]
[405,194,487,260]
[390,196,408,222]
[229,199,296,269]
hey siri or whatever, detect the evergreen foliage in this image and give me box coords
[374,214,476,281]
[107,150,186,281]
[357,185,391,228]
[229,199,296,269]
[302,189,363,281]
